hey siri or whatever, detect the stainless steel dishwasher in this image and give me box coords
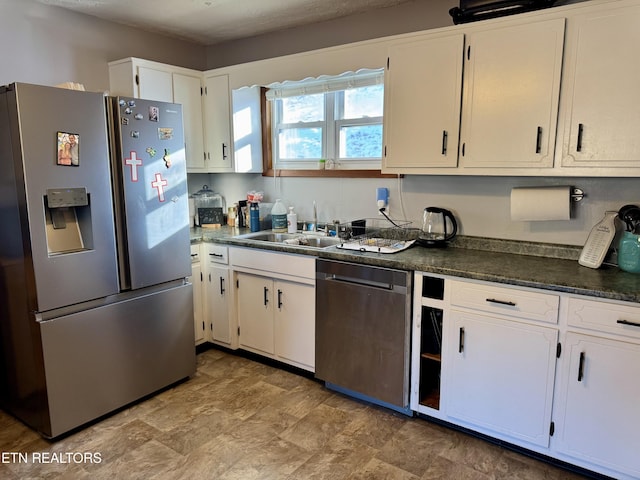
[315,259,412,414]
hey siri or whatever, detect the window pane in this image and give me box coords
[279,128,322,159]
[281,94,324,123]
[342,85,384,120]
[339,125,383,158]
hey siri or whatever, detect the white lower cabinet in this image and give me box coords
[413,273,640,479]
[207,262,232,346]
[447,310,558,448]
[553,332,640,478]
[273,279,315,369]
[190,243,235,348]
[550,296,640,479]
[192,244,314,370]
[236,272,275,355]
[231,247,315,372]
[445,278,559,448]
[236,273,314,369]
[190,244,206,345]
[203,244,235,348]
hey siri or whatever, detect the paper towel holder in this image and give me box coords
[571,187,585,202]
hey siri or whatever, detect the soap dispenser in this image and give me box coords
[287,206,298,234]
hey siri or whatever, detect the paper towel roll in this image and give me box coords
[510,186,571,221]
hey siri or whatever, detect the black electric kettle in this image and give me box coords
[418,207,458,247]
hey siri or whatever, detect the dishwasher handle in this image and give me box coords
[324,273,393,291]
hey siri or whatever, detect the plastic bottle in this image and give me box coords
[618,231,640,273]
[271,199,287,233]
[287,206,298,234]
[249,202,260,232]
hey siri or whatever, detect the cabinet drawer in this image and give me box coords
[567,296,640,341]
[229,247,314,280]
[205,244,228,264]
[190,244,201,263]
[450,280,559,324]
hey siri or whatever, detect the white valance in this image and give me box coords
[265,68,384,100]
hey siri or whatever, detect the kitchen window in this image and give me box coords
[266,69,384,171]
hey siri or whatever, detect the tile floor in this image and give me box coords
[0,347,597,479]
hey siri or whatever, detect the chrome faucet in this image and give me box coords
[333,220,341,239]
[309,202,335,236]
[312,201,318,232]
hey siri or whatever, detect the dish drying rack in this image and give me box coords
[336,218,420,254]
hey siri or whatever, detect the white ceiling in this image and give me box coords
[37,0,418,46]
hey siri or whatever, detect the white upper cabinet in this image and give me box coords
[231,86,264,173]
[382,17,565,174]
[203,74,233,172]
[383,34,464,172]
[137,66,173,102]
[173,73,206,172]
[108,58,206,172]
[459,18,565,169]
[558,3,640,169]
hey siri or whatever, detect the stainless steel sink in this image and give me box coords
[233,231,342,248]
[302,236,342,248]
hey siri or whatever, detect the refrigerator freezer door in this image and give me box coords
[111,97,191,290]
[8,83,119,312]
[39,282,195,438]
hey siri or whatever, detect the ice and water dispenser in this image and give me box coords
[44,187,93,255]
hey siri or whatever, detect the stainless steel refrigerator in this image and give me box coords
[0,82,195,438]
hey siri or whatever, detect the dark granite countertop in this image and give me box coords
[191,227,640,304]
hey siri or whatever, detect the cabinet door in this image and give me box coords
[459,18,564,168]
[137,66,173,102]
[236,272,274,354]
[383,34,464,171]
[207,264,231,345]
[554,333,640,478]
[447,310,558,447]
[203,74,232,172]
[190,261,206,345]
[173,73,206,171]
[274,280,315,371]
[232,86,264,173]
[560,6,640,168]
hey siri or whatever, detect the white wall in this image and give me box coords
[205,0,588,69]
[206,0,454,69]
[0,0,205,92]
[193,172,638,246]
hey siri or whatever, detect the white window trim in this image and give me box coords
[268,69,384,170]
